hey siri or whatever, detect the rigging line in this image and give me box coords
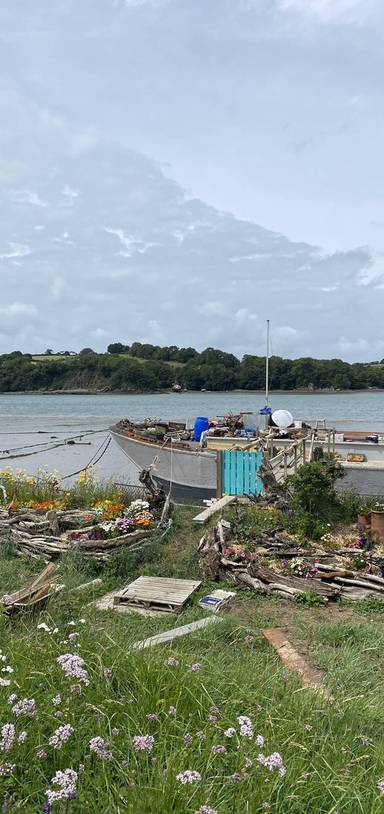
[0,441,73,462]
[0,429,109,455]
[0,428,110,436]
[59,436,112,481]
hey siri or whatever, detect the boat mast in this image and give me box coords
[265,319,270,407]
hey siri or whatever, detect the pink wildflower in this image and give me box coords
[7,695,17,705]
[89,737,112,761]
[195,730,205,740]
[111,728,120,737]
[244,635,254,646]
[17,731,27,744]
[165,657,179,667]
[237,715,253,739]
[52,694,61,707]
[46,768,77,803]
[49,725,74,750]
[57,653,89,686]
[208,715,218,724]
[231,772,242,783]
[196,807,218,814]
[255,734,265,747]
[183,734,193,746]
[132,735,154,752]
[224,727,236,738]
[212,744,226,754]
[378,779,384,795]
[168,706,177,717]
[257,751,286,777]
[36,749,47,759]
[0,725,15,753]
[146,713,158,721]
[176,770,201,784]
[0,764,15,777]
[11,698,35,718]
[191,663,202,673]
[304,724,312,732]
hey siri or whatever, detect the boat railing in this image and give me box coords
[267,428,336,482]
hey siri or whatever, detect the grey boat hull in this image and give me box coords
[110,426,218,502]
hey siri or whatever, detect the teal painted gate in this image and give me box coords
[222,450,263,496]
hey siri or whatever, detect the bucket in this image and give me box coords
[371,510,384,542]
[194,416,209,442]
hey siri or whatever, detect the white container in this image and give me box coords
[243,413,259,432]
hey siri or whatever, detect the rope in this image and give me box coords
[59,435,112,481]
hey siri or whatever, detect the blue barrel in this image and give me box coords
[194,416,209,442]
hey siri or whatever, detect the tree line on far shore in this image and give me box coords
[1,343,384,392]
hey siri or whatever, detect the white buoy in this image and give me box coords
[272,409,294,430]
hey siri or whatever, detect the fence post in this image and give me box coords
[302,439,306,464]
[284,451,288,479]
[216,451,223,498]
[294,445,298,473]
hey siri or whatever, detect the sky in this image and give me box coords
[1,0,384,361]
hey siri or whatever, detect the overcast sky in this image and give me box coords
[1,0,384,361]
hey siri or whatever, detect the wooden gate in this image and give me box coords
[220,450,263,496]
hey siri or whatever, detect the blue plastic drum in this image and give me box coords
[194,416,209,442]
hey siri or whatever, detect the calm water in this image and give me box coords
[0,391,383,482]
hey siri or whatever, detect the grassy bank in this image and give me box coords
[1,477,384,811]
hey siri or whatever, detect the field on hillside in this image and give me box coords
[1,477,384,812]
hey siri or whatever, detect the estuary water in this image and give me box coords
[0,391,383,483]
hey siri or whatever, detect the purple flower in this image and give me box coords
[46,768,77,803]
[304,724,312,732]
[36,749,47,760]
[261,805,272,811]
[257,751,286,777]
[183,734,193,746]
[146,713,158,722]
[230,772,242,783]
[132,735,154,752]
[111,728,120,737]
[42,803,51,814]
[237,715,253,739]
[244,635,254,646]
[103,667,112,678]
[0,725,15,753]
[11,698,35,718]
[7,694,17,706]
[2,795,9,813]
[191,663,202,673]
[89,737,112,761]
[195,807,218,814]
[165,657,179,667]
[209,706,220,715]
[378,779,384,795]
[17,731,27,744]
[168,706,177,717]
[49,725,74,750]
[57,653,89,686]
[195,730,205,740]
[0,764,15,777]
[360,736,370,745]
[176,770,201,785]
[224,727,236,738]
[208,715,218,724]
[212,744,226,754]
[255,734,265,747]
[52,694,61,707]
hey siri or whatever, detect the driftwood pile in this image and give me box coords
[199,520,384,602]
[0,506,172,563]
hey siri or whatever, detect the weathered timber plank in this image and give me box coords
[193,495,236,525]
[262,628,330,698]
[131,616,222,650]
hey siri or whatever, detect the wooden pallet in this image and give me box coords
[113,576,201,614]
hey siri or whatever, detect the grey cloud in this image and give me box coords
[0,0,383,361]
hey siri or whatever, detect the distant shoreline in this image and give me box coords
[0,388,384,397]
